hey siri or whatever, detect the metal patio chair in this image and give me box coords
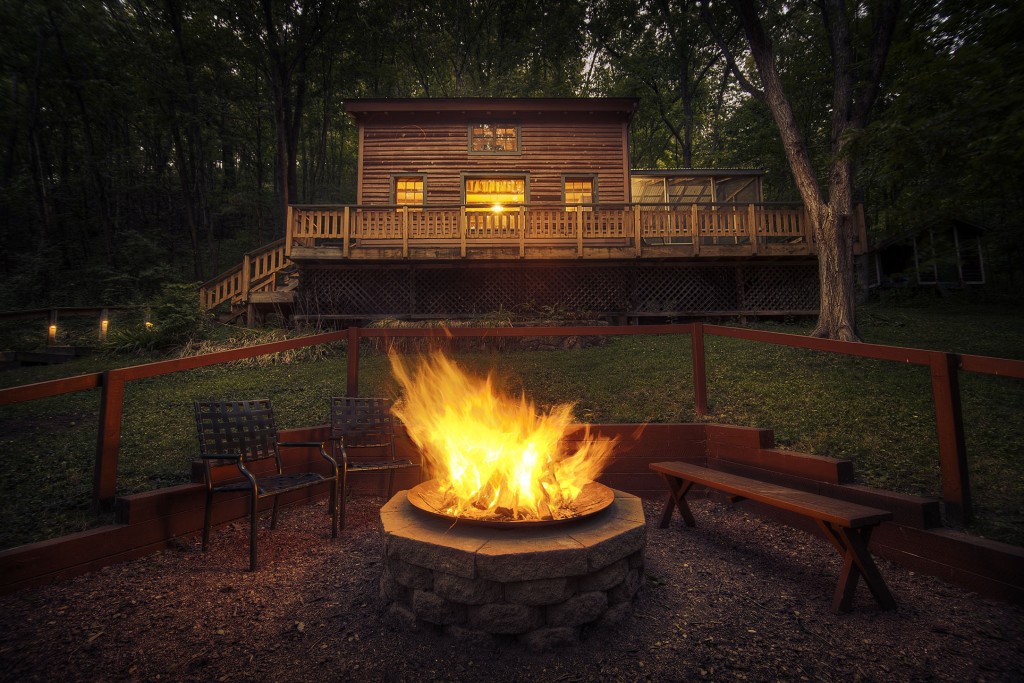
[194,399,339,571]
[328,396,419,527]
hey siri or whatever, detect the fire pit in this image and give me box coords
[379,486,646,647]
[378,352,646,646]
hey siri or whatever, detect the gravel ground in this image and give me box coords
[0,495,1021,682]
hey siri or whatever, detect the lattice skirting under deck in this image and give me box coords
[293,261,819,318]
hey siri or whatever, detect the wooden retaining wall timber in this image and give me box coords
[1,423,1021,605]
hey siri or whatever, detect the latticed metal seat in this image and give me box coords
[329,397,419,527]
[194,399,339,571]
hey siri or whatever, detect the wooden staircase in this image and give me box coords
[199,239,297,324]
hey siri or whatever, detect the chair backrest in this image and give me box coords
[329,397,396,451]
[194,399,280,467]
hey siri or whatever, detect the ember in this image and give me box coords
[390,352,617,523]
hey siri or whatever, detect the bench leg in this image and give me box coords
[658,476,696,528]
[818,522,896,613]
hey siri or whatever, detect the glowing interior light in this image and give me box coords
[491,203,505,213]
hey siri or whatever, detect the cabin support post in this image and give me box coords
[95,369,125,510]
[691,322,708,416]
[930,351,971,525]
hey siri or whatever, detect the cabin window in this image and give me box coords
[464,177,526,211]
[469,124,519,153]
[393,176,425,208]
[563,177,596,212]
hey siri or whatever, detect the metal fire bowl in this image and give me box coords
[407,479,615,528]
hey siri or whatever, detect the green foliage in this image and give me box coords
[104,284,209,353]
[1,300,1021,550]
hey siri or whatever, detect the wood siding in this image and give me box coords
[357,113,629,206]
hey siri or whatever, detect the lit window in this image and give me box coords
[465,178,525,210]
[394,176,424,207]
[470,124,519,153]
[564,178,595,212]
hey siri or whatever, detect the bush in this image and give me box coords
[105,283,210,353]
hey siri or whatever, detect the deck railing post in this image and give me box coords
[346,326,360,397]
[285,205,294,257]
[460,207,467,258]
[519,206,526,258]
[691,322,708,417]
[343,206,351,258]
[402,206,409,257]
[95,369,125,510]
[748,204,758,255]
[691,204,701,256]
[576,209,584,257]
[633,204,642,257]
[930,351,971,525]
[241,253,252,302]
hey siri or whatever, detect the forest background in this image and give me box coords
[1,0,1022,311]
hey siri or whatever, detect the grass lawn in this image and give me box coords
[1,297,1021,549]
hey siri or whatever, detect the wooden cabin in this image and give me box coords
[200,98,868,324]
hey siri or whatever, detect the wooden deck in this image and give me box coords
[200,202,867,314]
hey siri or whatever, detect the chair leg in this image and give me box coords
[202,490,214,551]
[339,465,348,530]
[330,478,339,538]
[270,497,280,530]
[249,494,259,571]
[386,468,396,497]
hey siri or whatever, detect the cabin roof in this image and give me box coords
[344,97,639,120]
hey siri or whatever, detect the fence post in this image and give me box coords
[691,322,708,417]
[95,369,125,510]
[930,351,971,525]
[346,326,360,397]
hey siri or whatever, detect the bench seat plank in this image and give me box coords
[650,460,896,613]
[651,461,892,527]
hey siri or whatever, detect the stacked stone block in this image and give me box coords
[379,489,646,648]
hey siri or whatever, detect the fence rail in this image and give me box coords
[2,324,1018,526]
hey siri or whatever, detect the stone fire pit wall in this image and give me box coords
[379,489,646,648]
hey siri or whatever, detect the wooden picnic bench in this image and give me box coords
[650,461,896,614]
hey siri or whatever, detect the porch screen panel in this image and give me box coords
[631,177,666,204]
[667,177,712,204]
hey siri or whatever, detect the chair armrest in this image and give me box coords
[277,441,325,449]
[201,453,242,462]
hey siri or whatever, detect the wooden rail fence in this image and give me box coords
[2,324,1021,527]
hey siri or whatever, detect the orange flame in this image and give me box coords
[390,352,616,521]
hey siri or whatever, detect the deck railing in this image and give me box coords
[199,239,288,311]
[287,202,834,258]
[200,202,861,312]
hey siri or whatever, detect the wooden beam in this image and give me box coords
[930,351,971,524]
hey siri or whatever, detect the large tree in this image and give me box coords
[708,0,899,340]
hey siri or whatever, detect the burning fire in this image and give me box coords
[390,352,616,522]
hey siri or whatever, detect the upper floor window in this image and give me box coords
[469,124,519,153]
[564,177,596,212]
[393,175,425,207]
